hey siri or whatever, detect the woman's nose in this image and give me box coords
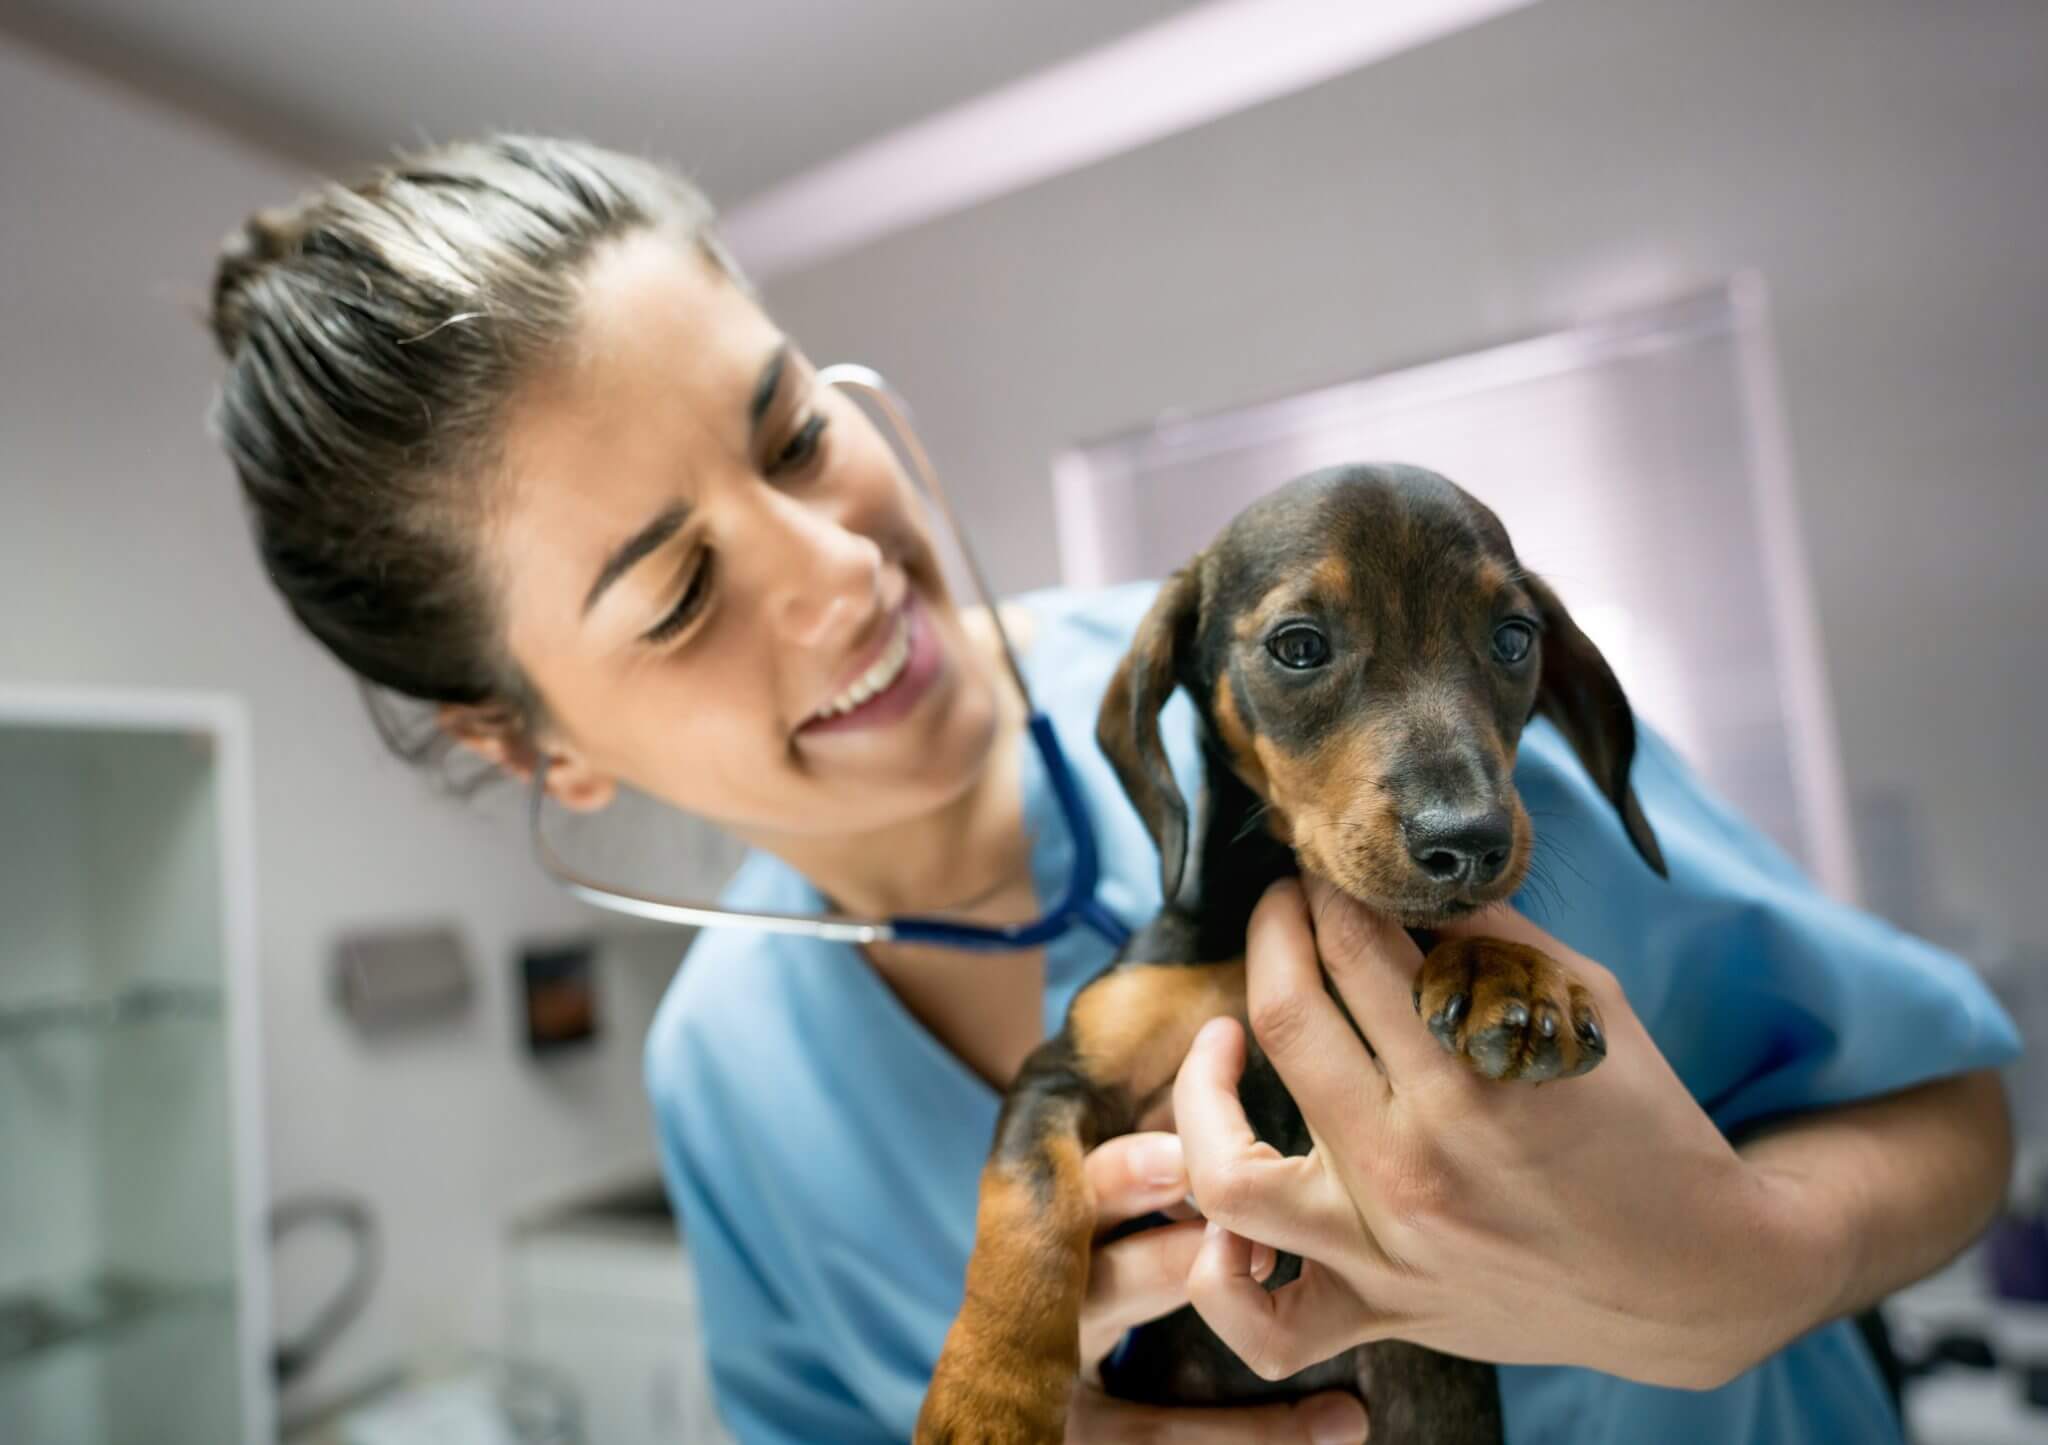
[761,493,885,650]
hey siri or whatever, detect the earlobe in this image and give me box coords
[543,761,617,814]
[435,704,617,813]
[437,702,540,781]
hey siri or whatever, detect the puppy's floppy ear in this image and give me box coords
[1097,566,1202,903]
[1524,573,1667,877]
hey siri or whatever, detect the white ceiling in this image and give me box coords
[0,0,1193,204]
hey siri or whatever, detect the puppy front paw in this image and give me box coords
[1413,936,1604,1081]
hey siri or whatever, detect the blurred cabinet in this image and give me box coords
[508,1184,729,1445]
[0,688,272,1444]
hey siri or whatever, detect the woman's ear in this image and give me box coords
[437,703,617,813]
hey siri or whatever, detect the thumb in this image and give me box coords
[1297,875,1444,1082]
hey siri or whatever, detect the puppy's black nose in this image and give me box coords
[1404,807,1513,886]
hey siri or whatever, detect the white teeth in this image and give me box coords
[814,614,911,720]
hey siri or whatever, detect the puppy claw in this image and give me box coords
[1426,990,1470,1049]
[1522,1001,1565,1080]
[1568,1007,1606,1076]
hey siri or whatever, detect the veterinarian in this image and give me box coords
[207,136,2020,1445]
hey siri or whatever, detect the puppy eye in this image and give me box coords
[1266,624,1330,671]
[1492,619,1536,665]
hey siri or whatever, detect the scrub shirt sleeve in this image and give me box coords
[647,1033,898,1445]
[1546,721,2024,1133]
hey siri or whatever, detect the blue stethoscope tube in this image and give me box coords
[528,365,1131,955]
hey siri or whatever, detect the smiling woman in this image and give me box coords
[469,225,1017,868]
[209,138,1009,865]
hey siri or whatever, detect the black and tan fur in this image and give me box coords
[916,464,1667,1443]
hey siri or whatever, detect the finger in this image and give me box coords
[1187,1220,1389,1389]
[1242,880,1388,1114]
[1297,874,1452,1086]
[1083,1132,1190,1235]
[1079,1219,1206,1377]
[1172,1015,1350,1257]
[1067,1380,1369,1444]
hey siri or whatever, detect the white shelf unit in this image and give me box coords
[0,687,272,1445]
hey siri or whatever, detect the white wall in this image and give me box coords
[759,0,2048,967]
[0,36,683,1411]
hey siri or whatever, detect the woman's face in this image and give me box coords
[480,227,1002,841]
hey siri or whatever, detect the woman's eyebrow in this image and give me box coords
[749,341,790,443]
[580,344,789,620]
[584,500,690,617]
[585,349,790,626]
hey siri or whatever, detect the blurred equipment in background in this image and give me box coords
[518,939,600,1057]
[1881,1152,2048,1444]
[267,1195,591,1444]
[282,1356,581,1445]
[508,1178,731,1445]
[331,925,475,1035]
[271,1193,380,1388]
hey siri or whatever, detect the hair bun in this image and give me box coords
[209,203,307,360]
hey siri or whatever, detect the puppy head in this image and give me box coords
[1098,463,1665,924]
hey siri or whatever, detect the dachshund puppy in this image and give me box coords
[916,463,1667,1444]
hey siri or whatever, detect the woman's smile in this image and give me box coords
[798,588,947,738]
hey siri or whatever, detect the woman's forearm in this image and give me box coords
[1733,1067,2013,1378]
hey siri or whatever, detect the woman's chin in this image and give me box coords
[900,678,1002,796]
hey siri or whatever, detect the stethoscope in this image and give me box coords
[528,364,1131,954]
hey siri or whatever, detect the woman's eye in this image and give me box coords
[771,412,829,474]
[645,554,714,644]
[1266,624,1330,671]
[1492,619,1536,666]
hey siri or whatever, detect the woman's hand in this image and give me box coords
[1070,1132,1371,1443]
[1172,877,1833,1392]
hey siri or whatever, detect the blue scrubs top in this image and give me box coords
[645,581,2020,1445]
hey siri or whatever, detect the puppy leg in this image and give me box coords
[916,961,1245,1445]
[1413,937,1604,1082]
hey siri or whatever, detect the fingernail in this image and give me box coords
[1304,1392,1369,1445]
[1136,1134,1185,1188]
[1249,1240,1275,1281]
